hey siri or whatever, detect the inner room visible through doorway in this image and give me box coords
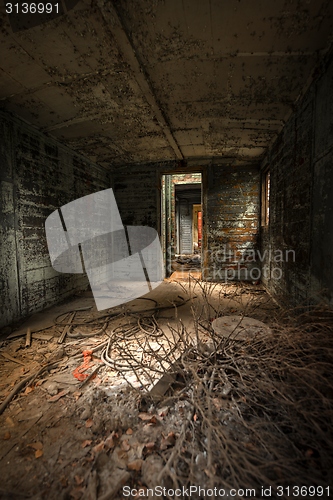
[161,173,202,279]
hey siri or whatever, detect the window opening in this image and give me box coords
[262,170,270,226]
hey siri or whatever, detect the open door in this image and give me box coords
[161,173,202,278]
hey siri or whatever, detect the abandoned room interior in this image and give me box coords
[0,1,333,498]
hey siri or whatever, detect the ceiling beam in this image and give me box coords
[97,0,184,161]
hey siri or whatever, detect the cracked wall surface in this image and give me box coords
[0,112,110,329]
[261,52,333,307]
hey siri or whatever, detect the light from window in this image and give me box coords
[262,170,270,226]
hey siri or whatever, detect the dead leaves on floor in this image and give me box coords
[43,408,182,499]
[79,410,178,466]
[60,406,181,498]
[1,284,332,499]
[27,441,44,459]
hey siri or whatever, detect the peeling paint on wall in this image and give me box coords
[261,52,333,307]
[0,111,110,329]
[204,165,260,281]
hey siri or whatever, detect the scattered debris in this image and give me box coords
[25,328,32,348]
[0,280,332,498]
[58,311,76,344]
[0,359,61,415]
[48,389,69,402]
[0,352,26,366]
[79,364,102,389]
[32,332,54,341]
[72,350,94,381]
[43,381,59,396]
[211,315,272,340]
[148,362,179,400]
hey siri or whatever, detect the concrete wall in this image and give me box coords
[0,111,110,329]
[261,52,333,307]
[204,165,260,281]
[113,163,164,229]
[113,162,260,281]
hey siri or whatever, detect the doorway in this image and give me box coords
[161,173,202,278]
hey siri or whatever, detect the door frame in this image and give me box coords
[158,168,206,278]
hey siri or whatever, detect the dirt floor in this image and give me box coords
[171,254,201,275]
[0,278,332,499]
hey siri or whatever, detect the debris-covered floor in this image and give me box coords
[0,278,332,499]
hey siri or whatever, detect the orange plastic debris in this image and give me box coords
[72,350,94,381]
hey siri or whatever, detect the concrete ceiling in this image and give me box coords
[1,0,333,167]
